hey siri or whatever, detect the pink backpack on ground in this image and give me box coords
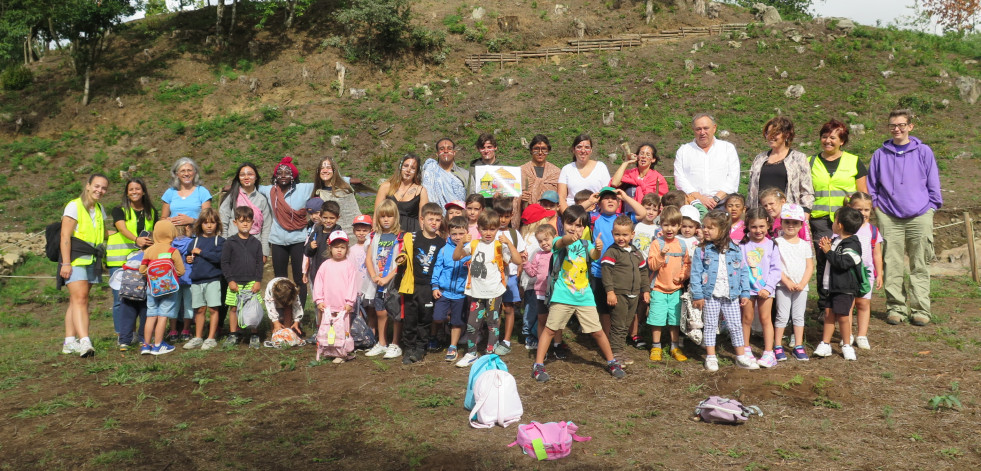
[508,421,591,460]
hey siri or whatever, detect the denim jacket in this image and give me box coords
[690,241,750,301]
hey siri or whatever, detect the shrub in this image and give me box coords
[1,65,33,91]
[333,0,447,66]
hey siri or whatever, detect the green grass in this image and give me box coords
[14,393,80,418]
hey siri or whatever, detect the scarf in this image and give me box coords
[270,184,308,231]
[236,188,264,235]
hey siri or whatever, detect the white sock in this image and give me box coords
[670,342,679,350]
[80,336,90,343]
[706,354,717,359]
[503,340,511,347]
[65,336,76,344]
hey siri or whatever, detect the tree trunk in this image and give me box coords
[229,0,238,38]
[82,66,91,106]
[48,17,62,51]
[286,0,296,30]
[216,0,225,37]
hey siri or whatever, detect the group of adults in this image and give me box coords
[59,108,941,356]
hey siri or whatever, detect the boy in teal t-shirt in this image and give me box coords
[531,205,626,383]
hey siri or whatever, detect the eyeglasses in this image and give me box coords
[531,148,549,155]
[887,123,909,130]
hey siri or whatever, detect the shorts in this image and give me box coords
[829,293,856,317]
[372,288,402,321]
[545,303,603,333]
[647,290,681,326]
[65,264,101,285]
[590,275,611,314]
[147,292,179,318]
[225,281,257,307]
[434,296,467,326]
[502,274,521,303]
[191,280,222,309]
[177,285,193,320]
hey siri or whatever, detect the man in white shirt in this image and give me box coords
[673,113,741,212]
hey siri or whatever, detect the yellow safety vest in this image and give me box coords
[105,207,155,267]
[810,152,859,221]
[69,198,105,267]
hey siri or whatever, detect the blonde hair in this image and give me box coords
[373,198,401,234]
[520,218,553,239]
[758,187,787,204]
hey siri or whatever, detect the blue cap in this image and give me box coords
[540,190,559,204]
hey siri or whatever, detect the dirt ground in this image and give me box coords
[1,264,979,470]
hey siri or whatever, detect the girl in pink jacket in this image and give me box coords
[313,230,359,362]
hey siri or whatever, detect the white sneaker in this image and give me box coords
[184,337,204,349]
[383,344,402,359]
[736,354,760,369]
[364,343,387,357]
[813,342,833,357]
[841,344,857,361]
[456,352,479,367]
[855,336,871,350]
[201,339,218,350]
[77,338,95,358]
[704,356,719,372]
[841,335,855,346]
[61,340,78,355]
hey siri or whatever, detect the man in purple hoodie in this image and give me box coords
[868,109,942,326]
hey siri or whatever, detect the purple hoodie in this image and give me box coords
[868,136,942,219]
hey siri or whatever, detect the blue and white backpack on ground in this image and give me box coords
[465,353,508,410]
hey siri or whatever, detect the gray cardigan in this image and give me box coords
[218,188,272,257]
[747,148,815,211]
[315,188,362,236]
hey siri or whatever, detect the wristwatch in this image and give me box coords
[712,195,721,203]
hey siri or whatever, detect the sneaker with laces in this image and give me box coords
[634,336,648,350]
[649,347,663,362]
[758,351,778,368]
[179,330,192,342]
[813,342,833,357]
[607,361,626,379]
[792,345,809,361]
[493,342,512,356]
[222,333,240,348]
[383,344,403,359]
[151,342,175,355]
[426,338,440,353]
[166,330,179,342]
[532,363,550,382]
[774,346,788,361]
[855,336,871,350]
[743,346,757,364]
[670,348,688,362]
[365,343,387,357]
[550,343,570,360]
[444,346,459,362]
[455,352,479,367]
[118,343,129,352]
[140,343,153,355]
[184,337,204,349]
[201,339,218,351]
[704,356,719,372]
[61,340,78,355]
[841,344,857,361]
[78,338,95,358]
[249,335,261,349]
[524,336,538,350]
[736,354,760,369]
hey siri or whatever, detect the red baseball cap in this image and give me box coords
[328,230,349,244]
[521,203,556,225]
[445,200,466,211]
[353,214,372,226]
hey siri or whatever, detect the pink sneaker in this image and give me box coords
[758,350,778,368]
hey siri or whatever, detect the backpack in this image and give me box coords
[542,240,582,308]
[694,396,763,424]
[507,421,592,461]
[465,353,509,411]
[267,328,304,348]
[649,237,688,289]
[679,289,704,346]
[350,296,377,350]
[469,369,523,429]
[146,248,180,297]
[854,262,872,297]
[45,222,62,262]
[236,288,264,329]
[118,266,147,301]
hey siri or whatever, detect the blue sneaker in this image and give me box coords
[774,346,788,362]
[151,342,175,355]
[792,345,810,361]
[525,336,539,350]
[140,343,153,355]
[426,338,440,353]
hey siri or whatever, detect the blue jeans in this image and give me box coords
[117,297,147,345]
[521,289,538,337]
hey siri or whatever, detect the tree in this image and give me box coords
[51,0,136,105]
[919,0,980,32]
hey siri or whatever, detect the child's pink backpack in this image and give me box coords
[316,308,354,361]
[694,396,763,424]
[507,421,591,460]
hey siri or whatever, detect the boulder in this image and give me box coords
[956,76,980,105]
[472,7,486,21]
[706,1,722,19]
[752,3,781,24]
[784,84,805,99]
[881,70,895,78]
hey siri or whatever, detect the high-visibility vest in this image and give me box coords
[105,207,155,267]
[68,198,105,267]
[810,151,859,221]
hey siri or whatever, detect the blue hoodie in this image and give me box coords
[431,238,470,300]
[187,235,224,284]
[868,136,942,219]
[172,236,194,285]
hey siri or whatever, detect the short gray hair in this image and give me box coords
[169,157,202,189]
[692,113,717,126]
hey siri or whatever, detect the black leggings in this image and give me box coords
[271,242,307,307]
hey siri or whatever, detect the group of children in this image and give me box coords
[113,182,883,381]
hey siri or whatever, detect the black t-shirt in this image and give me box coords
[411,231,445,284]
[758,159,788,195]
[110,206,156,235]
[817,155,868,179]
[533,166,545,178]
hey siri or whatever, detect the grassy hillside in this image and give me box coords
[1,1,980,234]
